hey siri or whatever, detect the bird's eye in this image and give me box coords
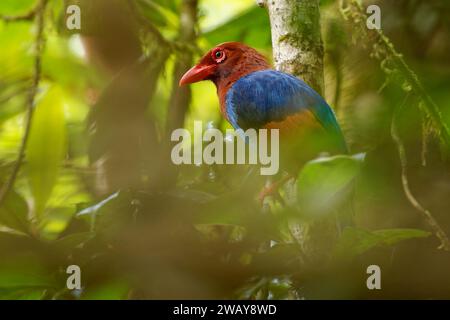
[212,49,226,63]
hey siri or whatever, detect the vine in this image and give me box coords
[340,0,450,250]
[0,0,48,212]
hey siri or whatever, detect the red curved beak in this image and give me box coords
[179,64,216,86]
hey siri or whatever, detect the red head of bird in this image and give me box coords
[179,42,270,115]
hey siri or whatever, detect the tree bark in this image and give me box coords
[262,0,325,95]
[166,0,198,135]
[160,0,198,188]
[261,0,336,264]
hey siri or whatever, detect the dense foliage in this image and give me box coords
[0,0,449,299]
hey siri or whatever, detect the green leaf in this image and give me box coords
[297,154,364,216]
[81,280,130,300]
[150,0,178,13]
[0,23,34,81]
[251,244,303,275]
[167,189,216,204]
[0,288,45,300]
[372,228,431,246]
[53,232,94,251]
[0,254,57,290]
[334,227,431,259]
[137,0,179,30]
[26,86,66,218]
[194,193,258,226]
[0,189,29,233]
[0,0,36,16]
[202,7,271,48]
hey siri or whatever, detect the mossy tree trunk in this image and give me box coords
[260,0,337,264]
[261,0,325,95]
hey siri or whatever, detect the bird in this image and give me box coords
[179,42,348,203]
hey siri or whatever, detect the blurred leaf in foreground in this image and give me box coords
[0,253,57,293]
[297,154,365,216]
[26,86,66,218]
[202,7,270,49]
[333,227,431,259]
[0,0,36,16]
[0,189,29,234]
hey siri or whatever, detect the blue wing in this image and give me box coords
[225,69,347,153]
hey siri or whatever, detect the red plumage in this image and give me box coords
[180,42,270,119]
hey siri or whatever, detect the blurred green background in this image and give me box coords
[0,0,449,300]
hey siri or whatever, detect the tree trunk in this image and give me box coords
[161,0,198,188]
[261,0,325,95]
[261,0,336,264]
[166,0,198,135]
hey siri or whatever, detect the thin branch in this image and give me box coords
[391,95,450,251]
[340,0,450,152]
[129,0,170,48]
[339,0,450,250]
[333,60,342,111]
[420,109,430,167]
[0,2,41,22]
[0,0,48,206]
[165,0,198,134]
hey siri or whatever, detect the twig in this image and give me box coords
[0,2,41,22]
[340,0,450,152]
[128,0,201,56]
[391,95,450,251]
[165,0,198,134]
[0,0,48,206]
[162,0,199,187]
[129,0,170,48]
[339,0,450,251]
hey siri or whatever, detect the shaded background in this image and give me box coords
[0,0,449,299]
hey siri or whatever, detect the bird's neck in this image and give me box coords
[215,56,270,119]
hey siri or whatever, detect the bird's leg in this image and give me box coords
[258,175,295,206]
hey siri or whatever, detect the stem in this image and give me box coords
[165,0,198,134]
[129,0,200,56]
[333,61,342,111]
[0,0,48,206]
[340,0,450,151]
[0,3,41,22]
[262,0,340,264]
[391,96,450,251]
[264,0,325,94]
[162,0,198,187]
